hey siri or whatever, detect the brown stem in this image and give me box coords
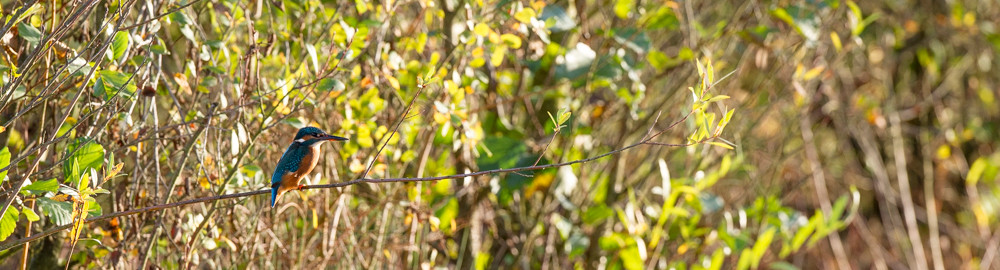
[0,107,715,252]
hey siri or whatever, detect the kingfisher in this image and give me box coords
[270,126,348,207]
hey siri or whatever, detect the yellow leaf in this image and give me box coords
[936,145,950,159]
[312,210,318,229]
[490,46,506,67]
[500,34,522,49]
[199,177,212,190]
[803,66,825,80]
[349,159,365,174]
[386,75,400,90]
[514,8,536,24]
[470,58,485,68]
[105,163,124,181]
[708,141,734,150]
[830,32,842,52]
[371,163,387,177]
[433,112,448,124]
[473,23,490,36]
[69,199,88,247]
[173,73,191,94]
[0,126,5,134]
[525,173,554,198]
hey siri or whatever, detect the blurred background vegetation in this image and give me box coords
[0,0,997,269]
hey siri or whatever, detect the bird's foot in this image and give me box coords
[297,184,306,190]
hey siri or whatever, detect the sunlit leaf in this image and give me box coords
[62,139,105,184]
[21,207,39,222]
[750,228,776,268]
[619,244,643,270]
[434,198,458,232]
[830,32,842,52]
[93,70,138,100]
[111,31,131,63]
[22,178,58,194]
[614,0,633,19]
[967,158,987,186]
[583,205,614,225]
[500,34,521,49]
[514,8,536,24]
[0,147,9,185]
[0,206,18,241]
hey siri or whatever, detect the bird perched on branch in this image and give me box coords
[271,126,348,207]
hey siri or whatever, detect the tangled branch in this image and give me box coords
[0,107,717,251]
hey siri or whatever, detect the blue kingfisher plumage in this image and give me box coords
[270,126,348,207]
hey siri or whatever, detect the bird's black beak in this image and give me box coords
[321,134,349,141]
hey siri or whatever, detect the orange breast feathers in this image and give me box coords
[276,146,322,195]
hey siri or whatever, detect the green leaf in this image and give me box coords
[38,197,73,226]
[709,248,725,270]
[150,44,169,55]
[354,0,368,14]
[21,207,39,222]
[0,205,19,241]
[555,43,596,79]
[93,70,138,100]
[736,249,753,270]
[647,50,670,71]
[0,147,9,185]
[317,78,346,92]
[708,141,734,150]
[968,158,987,186]
[169,11,191,25]
[66,58,93,76]
[63,138,105,183]
[17,22,42,45]
[706,95,731,103]
[435,198,459,232]
[476,136,527,171]
[540,6,575,32]
[619,244,643,270]
[769,261,801,270]
[111,31,131,63]
[22,178,58,194]
[613,28,650,53]
[788,213,820,254]
[751,228,777,269]
[583,205,614,225]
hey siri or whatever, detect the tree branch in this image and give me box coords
[0,105,715,251]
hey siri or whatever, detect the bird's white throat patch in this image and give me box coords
[295,139,305,143]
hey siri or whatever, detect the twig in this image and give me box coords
[120,0,204,30]
[0,108,715,251]
[359,82,426,180]
[890,112,929,270]
[138,103,217,269]
[800,111,851,270]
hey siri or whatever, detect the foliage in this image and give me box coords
[0,0,996,269]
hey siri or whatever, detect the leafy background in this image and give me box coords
[0,0,997,269]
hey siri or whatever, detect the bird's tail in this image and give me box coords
[270,183,280,208]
